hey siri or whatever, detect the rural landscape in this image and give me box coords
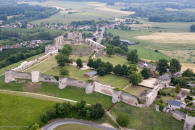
[0,0,195,130]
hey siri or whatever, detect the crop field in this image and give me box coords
[108,28,195,64]
[0,93,55,128]
[136,32,195,44]
[111,103,183,130]
[23,0,132,24]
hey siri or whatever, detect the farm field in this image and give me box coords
[54,124,100,130]
[22,0,132,24]
[111,102,183,130]
[108,28,195,63]
[0,93,55,129]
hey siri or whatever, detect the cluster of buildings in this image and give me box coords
[0,40,51,52]
[0,22,34,29]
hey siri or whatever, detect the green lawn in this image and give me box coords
[0,79,113,109]
[41,82,112,109]
[111,102,183,130]
[97,74,129,89]
[123,86,151,97]
[0,93,55,129]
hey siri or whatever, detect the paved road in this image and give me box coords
[42,119,117,130]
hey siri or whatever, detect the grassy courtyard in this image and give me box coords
[123,85,151,97]
[0,93,55,129]
[111,102,183,130]
[96,74,129,89]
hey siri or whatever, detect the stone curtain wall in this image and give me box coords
[5,70,140,106]
[5,70,58,83]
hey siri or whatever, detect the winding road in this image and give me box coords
[41,119,117,130]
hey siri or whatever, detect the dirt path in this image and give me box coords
[0,89,77,103]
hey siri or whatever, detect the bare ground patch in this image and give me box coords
[182,63,195,72]
[136,32,195,44]
[23,82,42,93]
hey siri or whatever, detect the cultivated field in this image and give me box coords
[23,0,131,24]
[136,32,195,44]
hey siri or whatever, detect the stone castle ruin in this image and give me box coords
[86,39,106,56]
[4,69,170,107]
[5,70,139,107]
[45,35,66,54]
[67,32,84,44]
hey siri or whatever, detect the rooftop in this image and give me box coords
[168,100,182,106]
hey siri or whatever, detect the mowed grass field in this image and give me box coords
[0,93,55,129]
[111,102,183,130]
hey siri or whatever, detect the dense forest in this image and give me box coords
[0,0,59,23]
[0,28,65,45]
[0,45,46,69]
[121,2,195,22]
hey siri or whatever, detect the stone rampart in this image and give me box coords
[93,82,113,96]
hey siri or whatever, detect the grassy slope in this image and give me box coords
[0,93,55,128]
[111,102,183,130]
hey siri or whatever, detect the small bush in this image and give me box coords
[116,113,129,127]
[60,68,69,76]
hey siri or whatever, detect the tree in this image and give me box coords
[61,44,72,55]
[175,84,181,93]
[97,67,106,76]
[182,69,194,77]
[105,62,113,74]
[127,50,138,64]
[60,68,69,76]
[106,45,114,57]
[190,24,195,32]
[121,64,129,76]
[116,113,129,127]
[128,64,138,74]
[129,72,142,86]
[87,59,94,68]
[113,64,122,75]
[156,59,169,75]
[110,36,121,46]
[141,68,151,79]
[89,104,104,119]
[169,59,181,74]
[76,58,83,68]
[29,123,40,130]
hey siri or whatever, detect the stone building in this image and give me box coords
[67,32,84,44]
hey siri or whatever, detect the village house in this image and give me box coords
[120,40,137,45]
[167,100,185,111]
[84,71,97,78]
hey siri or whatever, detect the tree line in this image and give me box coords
[0,45,46,69]
[0,3,59,23]
[41,101,105,124]
[0,28,65,45]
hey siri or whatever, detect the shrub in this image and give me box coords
[116,113,129,127]
[60,68,69,76]
[29,123,40,130]
[183,69,194,77]
[141,68,151,79]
